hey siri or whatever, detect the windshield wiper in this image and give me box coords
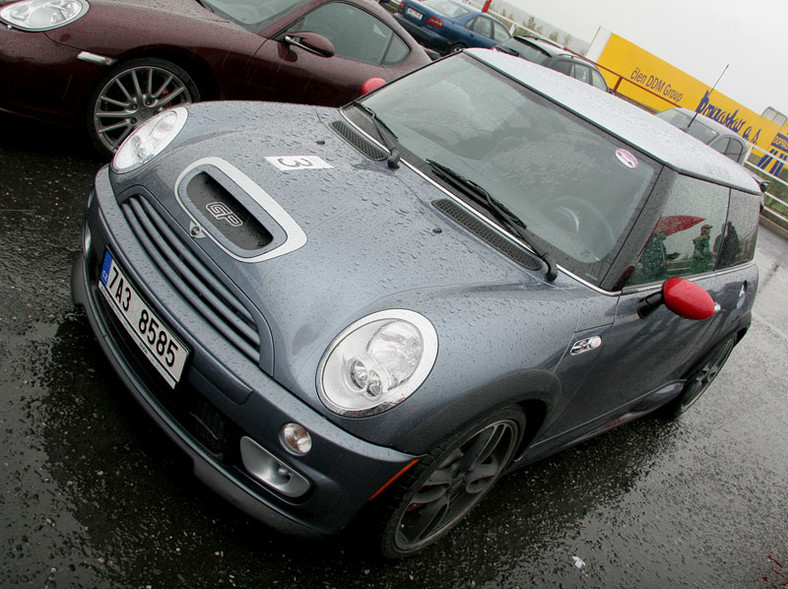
[350,101,401,169]
[495,45,519,57]
[427,159,557,281]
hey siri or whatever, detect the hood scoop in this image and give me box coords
[175,157,307,263]
[186,172,274,251]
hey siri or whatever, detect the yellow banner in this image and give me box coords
[593,32,787,173]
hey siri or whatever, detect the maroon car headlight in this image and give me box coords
[317,310,438,417]
[0,0,89,31]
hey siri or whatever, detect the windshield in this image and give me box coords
[497,38,551,64]
[358,54,656,281]
[201,0,307,31]
[684,120,719,144]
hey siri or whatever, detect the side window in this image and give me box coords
[710,137,730,157]
[383,33,410,66]
[725,138,745,163]
[294,3,407,65]
[589,69,608,90]
[625,175,729,286]
[573,64,591,84]
[468,16,492,38]
[552,60,573,76]
[491,21,511,42]
[715,189,759,269]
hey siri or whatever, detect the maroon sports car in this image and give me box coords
[0,0,430,155]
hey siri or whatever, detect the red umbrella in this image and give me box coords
[654,215,705,236]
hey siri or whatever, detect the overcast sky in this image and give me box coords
[508,0,787,117]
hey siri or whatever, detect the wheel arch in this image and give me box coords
[87,46,221,110]
[514,397,548,460]
[83,49,221,156]
[394,369,559,456]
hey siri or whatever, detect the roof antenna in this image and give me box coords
[687,64,729,130]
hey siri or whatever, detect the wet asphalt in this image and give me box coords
[1,113,787,588]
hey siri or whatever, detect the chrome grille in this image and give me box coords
[122,194,261,362]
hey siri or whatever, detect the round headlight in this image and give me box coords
[317,310,438,417]
[0,0,89,31]
[112,107,187,173]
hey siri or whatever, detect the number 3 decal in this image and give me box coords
[265,155,333,171]
[277,157,314,168]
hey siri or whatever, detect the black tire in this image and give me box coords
[377,406,525,559]
[87,58,200,157]
[448,43,467,54]
[665,333,738,417]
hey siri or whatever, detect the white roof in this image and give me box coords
[469,49,760,194]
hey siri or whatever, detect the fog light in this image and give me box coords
[280,423,312,455]
[240,437,310,498]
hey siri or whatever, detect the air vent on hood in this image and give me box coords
[433,199,542,271]
[330,120,387,161]
[187,173,274,251]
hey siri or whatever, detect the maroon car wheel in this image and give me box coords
[87,58,200,157]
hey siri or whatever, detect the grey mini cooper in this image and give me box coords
[72,49,761,558]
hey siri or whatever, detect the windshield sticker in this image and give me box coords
[615,148,639,169]
[265,156,333,171]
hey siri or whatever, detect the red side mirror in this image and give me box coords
[361,77,386,94]
[662,278,716,320]
[637,278,716,320]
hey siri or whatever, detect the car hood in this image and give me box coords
[44,0,237,50]
[111,101,601,432]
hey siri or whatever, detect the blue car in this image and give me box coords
[394,0,511,55]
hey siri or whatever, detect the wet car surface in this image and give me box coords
[69,48,765,557]
[0,0,430,156]
[2,113,788,585]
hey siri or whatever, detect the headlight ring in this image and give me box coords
[317,310,438,417]
[112,107,188,173]
[0,0,89,32]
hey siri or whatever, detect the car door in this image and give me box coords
[247,2,413,106]
[544,174,745,439]
[464,15,497,47]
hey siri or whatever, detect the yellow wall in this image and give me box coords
[593,32,787,174]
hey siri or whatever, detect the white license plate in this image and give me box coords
[406,7,423,19]
[99,251,189,388]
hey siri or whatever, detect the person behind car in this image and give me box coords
[691,224,714,273]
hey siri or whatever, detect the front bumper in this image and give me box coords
[71,166,418,537]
